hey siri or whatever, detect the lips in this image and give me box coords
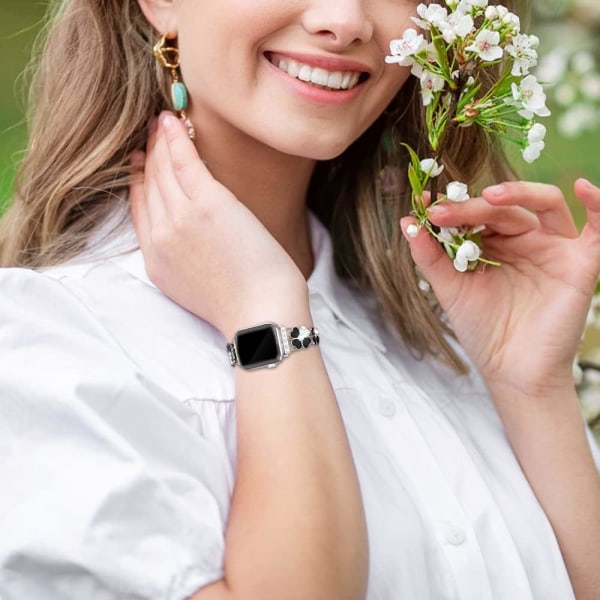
[266,52,370,91]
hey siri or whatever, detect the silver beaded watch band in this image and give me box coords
[226,323,320,370]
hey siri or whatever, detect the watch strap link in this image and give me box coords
[286,325,320,354]
[226,342,238,367]
[226,324,319,368]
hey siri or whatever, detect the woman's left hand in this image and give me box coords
[401,179,600,398]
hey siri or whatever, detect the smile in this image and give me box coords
[266,53,368,91]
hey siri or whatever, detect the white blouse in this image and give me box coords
[0,210,598,600]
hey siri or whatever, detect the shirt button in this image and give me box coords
[377,396,397,418]
[443,526,466,546]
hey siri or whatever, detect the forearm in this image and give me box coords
[195,298,368,600]
[490,385,600,599]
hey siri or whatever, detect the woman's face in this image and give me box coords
[157,0,417,160]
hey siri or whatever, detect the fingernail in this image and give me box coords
[426,205,447,217]
[485,184,506,198]
[161,112,178,130]
[579,178,594,190]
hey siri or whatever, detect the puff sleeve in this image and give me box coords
[0,268,230,599]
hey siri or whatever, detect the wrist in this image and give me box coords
[485,370,576,404]
[221,289,312,342]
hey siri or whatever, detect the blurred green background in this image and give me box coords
[0,2,45,212]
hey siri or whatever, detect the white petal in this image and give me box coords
[446,181,470,202]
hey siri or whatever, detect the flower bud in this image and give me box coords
[485,6,498,20]
[446,181,470,202]
[406,224,420,238]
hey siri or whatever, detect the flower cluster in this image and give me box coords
[386,0,551,271]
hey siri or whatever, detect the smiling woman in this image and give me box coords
[1,1,600,600]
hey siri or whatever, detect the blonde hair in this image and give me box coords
[0,0,522,372]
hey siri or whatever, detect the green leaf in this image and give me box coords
[401,143,422,171]
[408,164,424,197]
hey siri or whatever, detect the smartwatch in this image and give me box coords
[227,323,320,370]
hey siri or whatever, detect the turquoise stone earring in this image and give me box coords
[153,34,195,140]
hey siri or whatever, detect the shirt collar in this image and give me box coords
[109,209,386,353]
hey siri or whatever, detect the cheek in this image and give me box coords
[377,66,413,114]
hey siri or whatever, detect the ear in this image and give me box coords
[136,0,178,36]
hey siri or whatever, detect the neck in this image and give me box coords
[192,115,317,280]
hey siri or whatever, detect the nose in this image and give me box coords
[302,0,374,48]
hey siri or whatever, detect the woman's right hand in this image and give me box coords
[129,112,308,339]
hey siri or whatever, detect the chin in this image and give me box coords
[277,133,361,162]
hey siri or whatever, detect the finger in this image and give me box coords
[482,181,578,238]
[160,112,215,200]
[577,178,600,247]
[400,216,465,292]
[144,118,179,223]
[143,116,169,222]
[129,150,150,249]
[427,197,538,236]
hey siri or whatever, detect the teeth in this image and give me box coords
[328,72,343,89]
[298,64,312,82]
[311,68,330,87]
[271,56,363,91]
[287,60,299,78]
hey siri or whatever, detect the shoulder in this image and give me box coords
[0,266,120,352]
[0,269,231,599]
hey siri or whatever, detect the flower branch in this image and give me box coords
[386,0,551,272]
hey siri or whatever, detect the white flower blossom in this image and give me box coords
[506,34,539,76]
[411,62,423,78]
[466,29,503,62]
[420,71,446,106]
[438,227,459,243]
[484,6,498,20]
[425,42,441,64]
[554,83,577,106]
[536,48,568,84]
[527,123,547,144]
[558,103,599,138]
[406,224,421,238]
[457,0,488,14]
[453,240,481,272]
[581,74,600,101]
[522,126,546,161]
[420,158,445,177]
[441,27,457,44]
[572,50,595,75]
[522,141,545,163]
[442,11,474,42]
[386,29,426,66]
[501,10,520,33]
[412,3,448,30]
[511,75,551,118]
[446,181,470,202]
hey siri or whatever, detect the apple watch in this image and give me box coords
[226,323,320,370]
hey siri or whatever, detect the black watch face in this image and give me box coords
[236,325,281,368]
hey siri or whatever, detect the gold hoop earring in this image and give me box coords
[153,34,196,140]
